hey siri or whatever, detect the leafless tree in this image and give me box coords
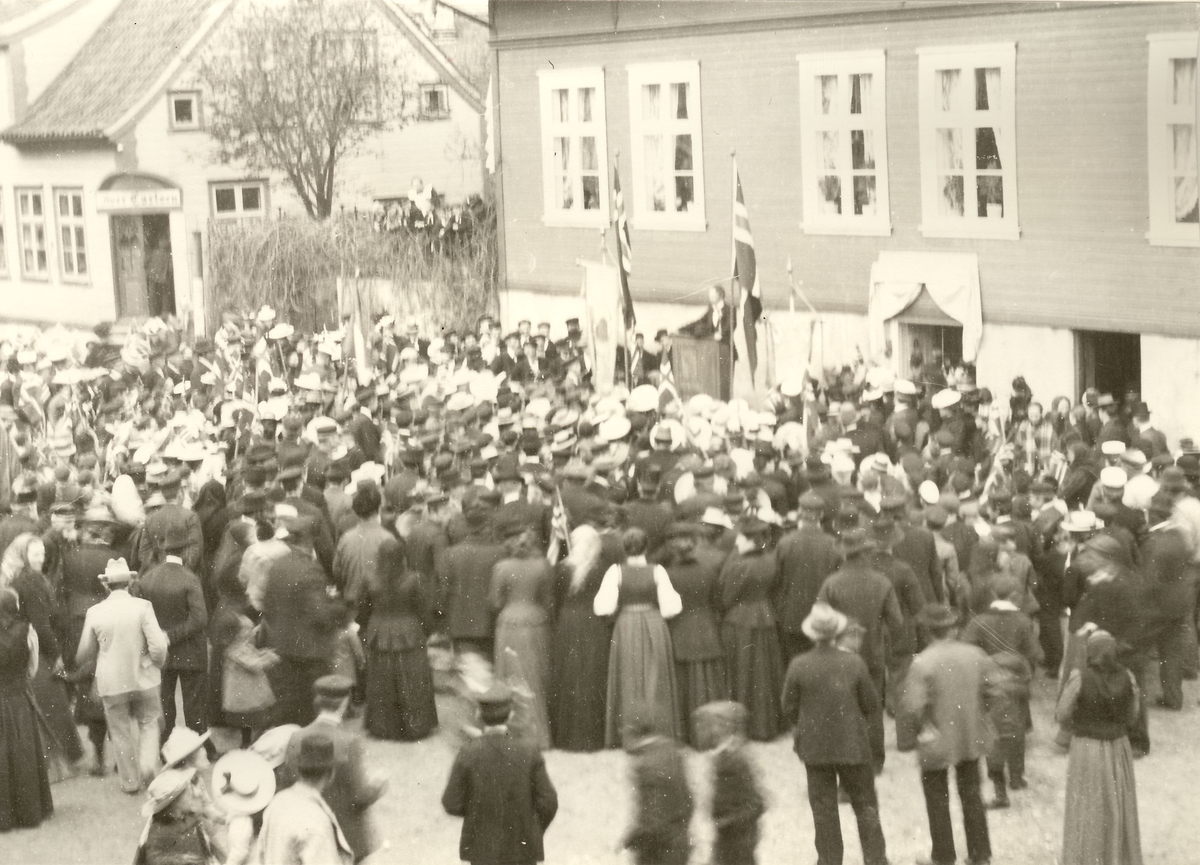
[200,0,411,219]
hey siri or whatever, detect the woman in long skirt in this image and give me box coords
[491,526,556,749]
[364,536,437,740]
[1057,627,1142,865]
[0,588,54,830]
[661,523,727,748]
[549,525,614,751]
[8,534,83,774]
[595,527,683,747]
[719,517,784,742]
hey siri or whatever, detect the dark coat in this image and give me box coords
[260,548,341,660]
[347,413,383,464]
[137,560,209,671]
[442,730,558,864]
[817,560,904,678]
[774,524,840,634]
[437,536,507,641]
[664,549,724,662]
[139,503,205,574]
[781,645,879,766]
[711,746,765,865]
[892,524,942,604]
[624,738,693,865]
[622,498,675,559]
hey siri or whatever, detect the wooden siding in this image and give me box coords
[495,2,1200,338]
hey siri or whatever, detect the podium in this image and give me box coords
[672,334,732,400]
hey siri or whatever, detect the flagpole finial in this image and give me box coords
[786,256,793,274]
[730,149,736,158]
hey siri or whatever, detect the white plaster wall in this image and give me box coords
[1141,333,1200,450]
[975,321,1077,413]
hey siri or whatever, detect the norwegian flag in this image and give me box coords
[732,161,762,383]
[613,165,636,334]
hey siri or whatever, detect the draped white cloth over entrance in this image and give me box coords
[867,251,983,362]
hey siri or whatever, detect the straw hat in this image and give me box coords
[161,727,211,768]
[250,724,302,769]
[100,557,136,584]
[141,768,196,818]
[211,750,276,816]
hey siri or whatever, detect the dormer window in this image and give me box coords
[170,92,201,131]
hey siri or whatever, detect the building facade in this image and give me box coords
[491,1,1200,442]
[0,0,486,331]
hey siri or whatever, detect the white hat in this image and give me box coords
[249,724,301,768]
[1063,510,1099,533]
[894,378,917,397]
[918,480,941,506]
[931,389,962,410]
[861,388,883,402]
[780,377,804,398]
[1100,440,1125,457]
[256,306,277,323]
[142,768,196,818]
[596,415,632,443]
[101,557,136,584]
[1100,466,1128,488]
[701,507,733,529]
[161,727,211,768]
[627,384,660,413]
[267,323,294,341]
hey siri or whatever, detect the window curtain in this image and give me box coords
[984,67,1001,112]
[642,83,660,121]
[819,75,838,115]
[1175,57,1196,107]
[937,69,960,112]
[868,251,984,362]
[1175,124,1198,221]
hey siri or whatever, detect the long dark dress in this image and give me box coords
[0,619,54,830]
[365,569,437,741]
[11,568,83,768]
[720,549,784,741]
[492,557,556,750]
[549,559,612,751]
[666,550,728,747]
[604,564,682,747]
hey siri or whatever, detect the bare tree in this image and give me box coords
[200,0,410,219]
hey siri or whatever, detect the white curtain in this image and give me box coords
[984,67,1001,112]
[821,131,839,170]
[854,73,873,115]
[1175,124,1198,221]
[937,128,962,170]
[643,135,665,211]
[868,252,984,362]
[555,89,569,123]
[819,75,838,115]
[642,83,660,121]
[579,87,593,123]
[937,69,960,112]
[1175,57,1196,107]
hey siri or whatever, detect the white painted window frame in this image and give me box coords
[1146,32,1200,248]
[15,186,49,279]
[419,83,451,120]
[0,189,8,278]
[211,180,267,220]
[53,187,88,283]
[626,60,706,232]
[797,50,892,237]
[168,91,202,131]
[916,42,1019,241]
[537,66,609,229]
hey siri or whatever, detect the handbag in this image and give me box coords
[223,640,277,715]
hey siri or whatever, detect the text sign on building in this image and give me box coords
[95,188,182,212]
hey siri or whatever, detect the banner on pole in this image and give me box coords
[580,259,622,393]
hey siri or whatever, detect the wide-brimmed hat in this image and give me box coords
[931,389,961,410]
[801,602,849,642]
[211,750,276,816]
[249,724,301,769]
[627,384,660,413]
[141,768,196,818]
[916,603,959,630]
[1062,510,1099,533]
[700,507,733,529]
[596,415,632,443]
[101,557,136,584]
[162,727,211,768]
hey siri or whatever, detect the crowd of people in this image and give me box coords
[0,304,1194,865]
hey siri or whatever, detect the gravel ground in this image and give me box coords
[10,675,1200,865]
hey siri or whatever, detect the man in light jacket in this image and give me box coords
[899,603,1002,865]
[76,557,169,794]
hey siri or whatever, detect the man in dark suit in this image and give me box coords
[261,514,343,725]
[775,492,842,659]
[437,507,507,660]
[621,468,673,560]
[138,471,204,573]
[781,603,889,865]
[490,332,524,380]
[443,684,558,865]
[621,705,694,865]
[286,675,386,862]
[137,516,209,742]
[346,387,384,465]
[279,464,336,577]
[680,285,737,399]
[1132,402,1169,458]
[891,504,944,606]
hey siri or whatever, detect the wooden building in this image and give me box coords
[491,1,1200,441]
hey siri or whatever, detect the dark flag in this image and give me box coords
[732,162,761,383]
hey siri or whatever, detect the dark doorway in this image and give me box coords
[901,322,963,386]
[1075,330,1140,400]
[111,213,175,319]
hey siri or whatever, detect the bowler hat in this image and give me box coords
[839,527,875,558]
[295,733,336,773]
[313,675,353,700]
[917,603,959,630]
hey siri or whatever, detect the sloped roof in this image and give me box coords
[0,0,59,27]
[378,0,484,113]
[1,0,222,143]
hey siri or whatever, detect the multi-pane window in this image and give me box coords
[169,92,201,130]
[537,67,608,227]
[627,61,705,230]
[1147,33,1199,247]
[917,43,1019,240]
[16,188,48,278]
[420,84,450,119]
[54,188,88,280]
[211,181,266,219]
[797,51,891,235]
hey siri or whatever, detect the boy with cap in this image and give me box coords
[443,683,558,865]
[285,675,385,862]
[260,733,354,865]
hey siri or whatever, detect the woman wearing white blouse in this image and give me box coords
[595,528,684,747]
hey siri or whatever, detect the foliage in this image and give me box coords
[198,0,412,219]
[204,195,498,335]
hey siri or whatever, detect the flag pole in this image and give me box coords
[730,150,740,394]
[613,151,632,387]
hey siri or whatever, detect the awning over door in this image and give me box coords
[868,251,983,362]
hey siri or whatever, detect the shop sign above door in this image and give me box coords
[96,188,182,212]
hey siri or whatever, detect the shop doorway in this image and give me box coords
[111,213,175,318]
[1075,330,1140,400]
[900,322,963,388]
